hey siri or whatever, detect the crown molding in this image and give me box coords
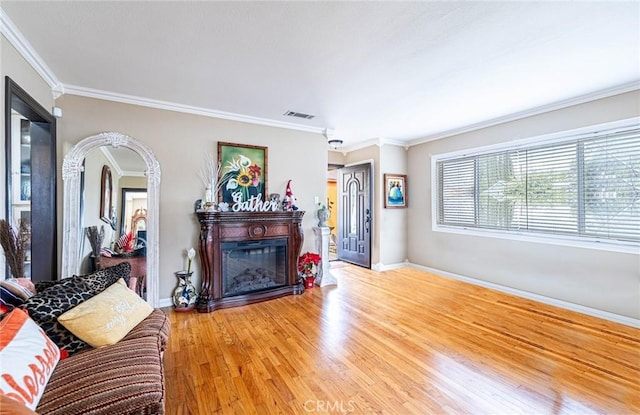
[335,137,408,153]
[121,170,146,178]
[99,147,124,177]
[407,81,640,147]
[99,147,147,178]
[0,8,326,135]
[63,84,327,135]
[0,8,62,94]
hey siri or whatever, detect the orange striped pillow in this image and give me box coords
[0,308,60,410]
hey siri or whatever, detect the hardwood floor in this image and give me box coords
[163,263,639,414]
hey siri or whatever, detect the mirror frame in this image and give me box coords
[62,132,161,307]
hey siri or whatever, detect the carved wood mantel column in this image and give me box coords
[195,210,305,312]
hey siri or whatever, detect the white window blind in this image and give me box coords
[437,126,640,244]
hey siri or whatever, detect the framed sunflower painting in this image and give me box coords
[218,142,268,206]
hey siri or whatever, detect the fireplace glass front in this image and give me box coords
[221,239,288,297]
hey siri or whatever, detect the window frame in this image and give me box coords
[431,117,640,254]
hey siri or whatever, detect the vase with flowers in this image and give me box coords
[298,251,321,289]
[199,155,225,211]
[173,247,198,311]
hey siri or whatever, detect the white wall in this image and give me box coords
[378,144,408,267]
[54,94,327,300]
[408,90,640,319]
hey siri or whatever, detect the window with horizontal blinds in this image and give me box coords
[436,125,640,244]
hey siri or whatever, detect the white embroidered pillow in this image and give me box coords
[0,308,60,410]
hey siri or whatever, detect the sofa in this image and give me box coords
[0,263,170,415]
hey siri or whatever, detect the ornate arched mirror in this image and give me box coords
[61,132,161,307]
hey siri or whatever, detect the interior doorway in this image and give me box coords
[326,166,340,261]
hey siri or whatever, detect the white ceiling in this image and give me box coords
[2,1,639,148]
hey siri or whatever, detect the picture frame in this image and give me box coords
[384,173,407,208]
[99,165,113,223]
[218,142,268,205]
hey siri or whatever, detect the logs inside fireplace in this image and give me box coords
[195,210,305,312]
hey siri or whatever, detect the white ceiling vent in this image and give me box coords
[284,110,315,120]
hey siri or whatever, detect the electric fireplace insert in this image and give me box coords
[221,239,287,297]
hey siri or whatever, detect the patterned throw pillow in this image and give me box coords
[75,262,132,293]
[33,280,60,292]
[0,308,61,411]
[19,262,132,354]
[1,285,25,307]
[34,262,132,293]
[19,280,93,354]
[0,279,35,307]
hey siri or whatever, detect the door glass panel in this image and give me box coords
[349,181,357,235]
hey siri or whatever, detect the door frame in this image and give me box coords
[4,77,57,281]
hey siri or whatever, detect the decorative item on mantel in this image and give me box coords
[173,247,198,312]
[282,180,298,211]
[219,142,271,212]
[198,155,224,212]
[298,252,321,289]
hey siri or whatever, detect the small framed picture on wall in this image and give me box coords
[384,173,407,208]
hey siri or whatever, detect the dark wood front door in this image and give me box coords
[337,163,372,268]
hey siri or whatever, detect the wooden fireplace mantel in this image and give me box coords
[195,210,305,312]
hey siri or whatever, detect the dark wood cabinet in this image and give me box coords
[195,210,305,312]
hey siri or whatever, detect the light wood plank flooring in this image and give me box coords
[163,263,639,414]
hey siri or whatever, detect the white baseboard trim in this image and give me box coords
[407,263,640,329]
[158,265,639,328]
[373,261,410,272]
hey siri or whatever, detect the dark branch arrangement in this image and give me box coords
[85,225,105,258]
[0,219,30,279]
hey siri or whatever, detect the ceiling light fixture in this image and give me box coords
[328,139,343,149]
[324,128,343,150]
